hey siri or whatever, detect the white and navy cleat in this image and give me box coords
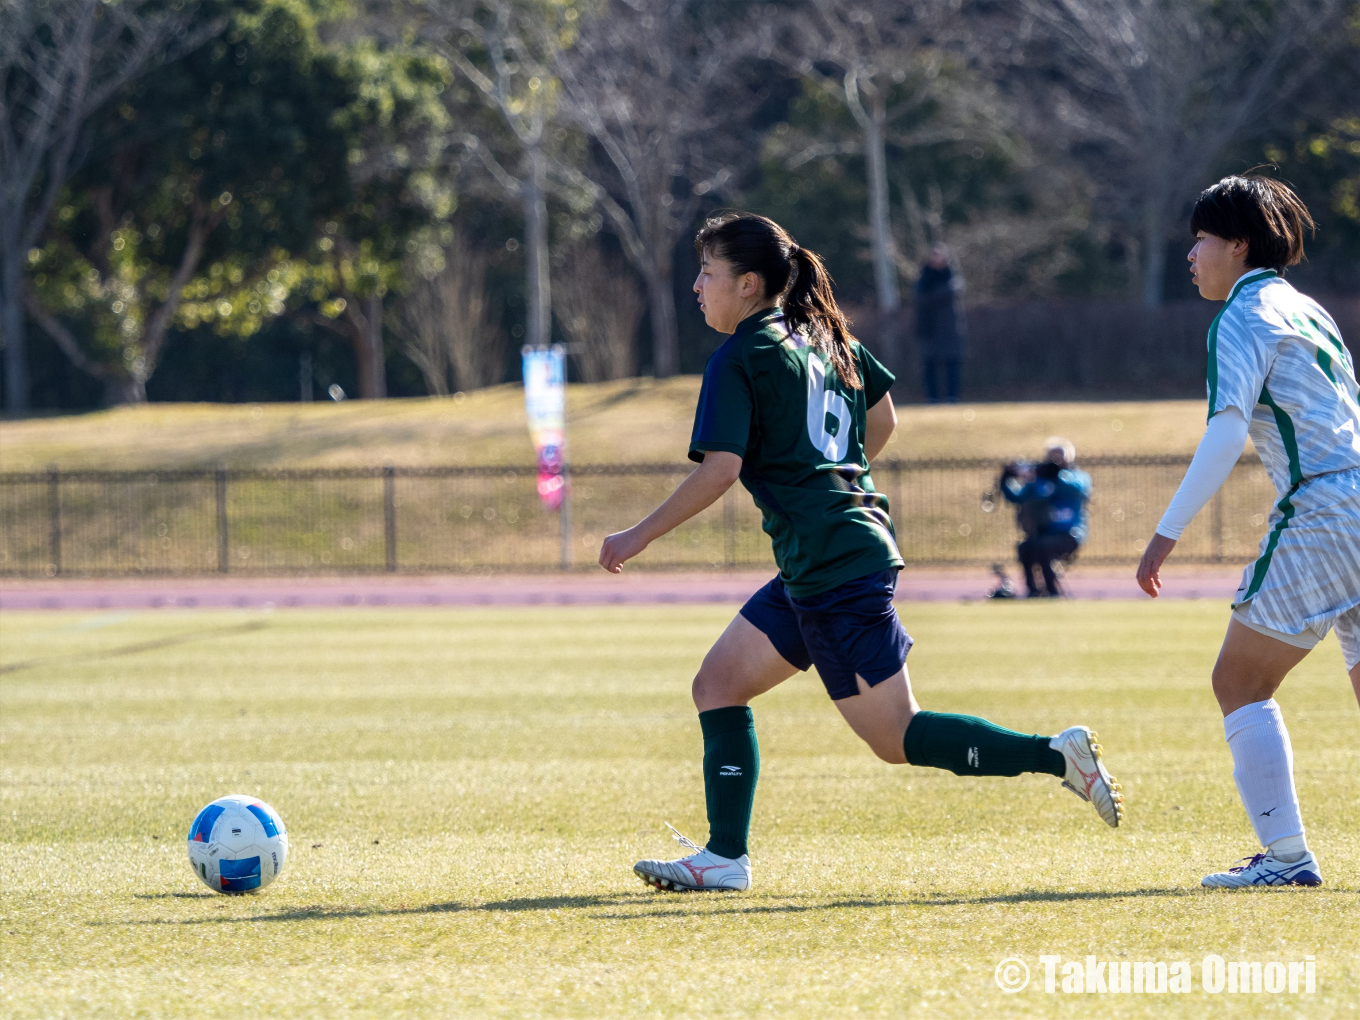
[1050,725,1124,828]
[1202,851,1322,888]
[633,824,751,892]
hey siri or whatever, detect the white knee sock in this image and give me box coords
[1223,699,1306,852]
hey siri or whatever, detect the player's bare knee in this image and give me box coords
[866,736,907,765]
[1210,664,1244,710]
[691,658,730,708]
[691,668,713,708]
[1211,661,1276,713]
[1209,660,1232,699]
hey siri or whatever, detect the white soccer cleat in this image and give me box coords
[1202,851,1322,888]
[1050,725,1124,828]
[633,824,751,892]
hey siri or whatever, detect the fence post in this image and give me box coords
[383,465,397,572]
[723,486,736,567]
[891,461,903,537]
[47,466,60,577]
[559,464,573,570]
[1212,489,1224,563]
[215,468,229,573]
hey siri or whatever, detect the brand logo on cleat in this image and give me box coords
[1260,807,1277,816]
[680,861,727,888]
[1076,764,1101,794]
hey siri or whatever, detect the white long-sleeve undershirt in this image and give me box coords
[1155,406,1250,540]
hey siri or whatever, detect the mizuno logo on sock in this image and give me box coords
[967,747,979,768]
[719,765,742,777]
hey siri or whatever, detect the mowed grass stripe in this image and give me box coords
[1,603,1357,1019]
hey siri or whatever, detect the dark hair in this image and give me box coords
[695,212,862,389]
[1189,174,1315,271]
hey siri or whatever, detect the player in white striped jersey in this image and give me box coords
[1137,175,1360,889]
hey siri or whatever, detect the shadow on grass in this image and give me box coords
[133,892,216,900]
[917,887,1193,906]
[106,887,1194,927]
[106,892,648,926]
[590,887,1195,919]
[0,621,267,675]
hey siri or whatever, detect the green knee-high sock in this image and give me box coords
[700,706,759,860]
[903,711,1065,777]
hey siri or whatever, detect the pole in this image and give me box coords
[723,486,736,567]
[558,346,572,570]
[47,466,60,577]
[300,352,313,402]
[384,465,397,572]
[1212,488,1224,563]
[215,468,229,573]
[559,463,573,570]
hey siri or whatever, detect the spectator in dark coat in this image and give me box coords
[914,244,966,403]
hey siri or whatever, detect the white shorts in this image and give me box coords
[1232,467,1360,671]
[1233,605,1360,669]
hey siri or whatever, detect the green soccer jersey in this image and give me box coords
[689,307,903,597]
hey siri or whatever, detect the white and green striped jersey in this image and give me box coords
[1207,268,1360,498]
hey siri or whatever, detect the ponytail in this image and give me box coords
[786,247,861,390]
[695,211,863,390]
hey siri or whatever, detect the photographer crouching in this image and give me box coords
[1000,438,1091,597]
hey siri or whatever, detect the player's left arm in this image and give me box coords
[598,452,743,573]
[864,394,897,462]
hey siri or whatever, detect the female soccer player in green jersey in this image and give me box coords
[600,213,1123,892]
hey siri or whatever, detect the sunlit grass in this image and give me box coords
[0,384,1213,471]
[2,602,1356,1017]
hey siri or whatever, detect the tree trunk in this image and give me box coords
[524,142,552,349]
[350,293,387,399]
[104,374,146,405]
[1,251,30,413]
[647,241,678,378]
[864,90,901,367]
[1141,196,1169,308]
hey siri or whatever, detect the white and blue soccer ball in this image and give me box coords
[187,794,288,894]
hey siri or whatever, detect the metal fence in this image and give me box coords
[0,456,1276,577]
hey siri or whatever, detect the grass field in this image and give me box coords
[2,601,1357,1018]
[0,382,1218,470]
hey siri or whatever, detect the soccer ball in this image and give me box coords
[187,794,289,894]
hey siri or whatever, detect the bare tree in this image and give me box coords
[414,0,565,354]
[1019,0,1350,306]
[777,0,991,367]
[552,242,643,382]
[554,0,746,378]
[389,232,504,393]
[0,0,219,411]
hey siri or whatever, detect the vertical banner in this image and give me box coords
[522,344,568,510]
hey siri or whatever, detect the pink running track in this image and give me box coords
[0,566,1241,611]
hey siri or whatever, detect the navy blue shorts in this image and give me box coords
[740,569,913,701]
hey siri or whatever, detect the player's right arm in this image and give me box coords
[1137,406,1249,596]
[600,341,752,574]
[1138,303,1265,597]
[598,452,742,573]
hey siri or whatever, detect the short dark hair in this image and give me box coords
[1189,175,1315,271]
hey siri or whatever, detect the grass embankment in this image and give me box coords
[0,382,1214,470]
[1,602,1356,1018]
